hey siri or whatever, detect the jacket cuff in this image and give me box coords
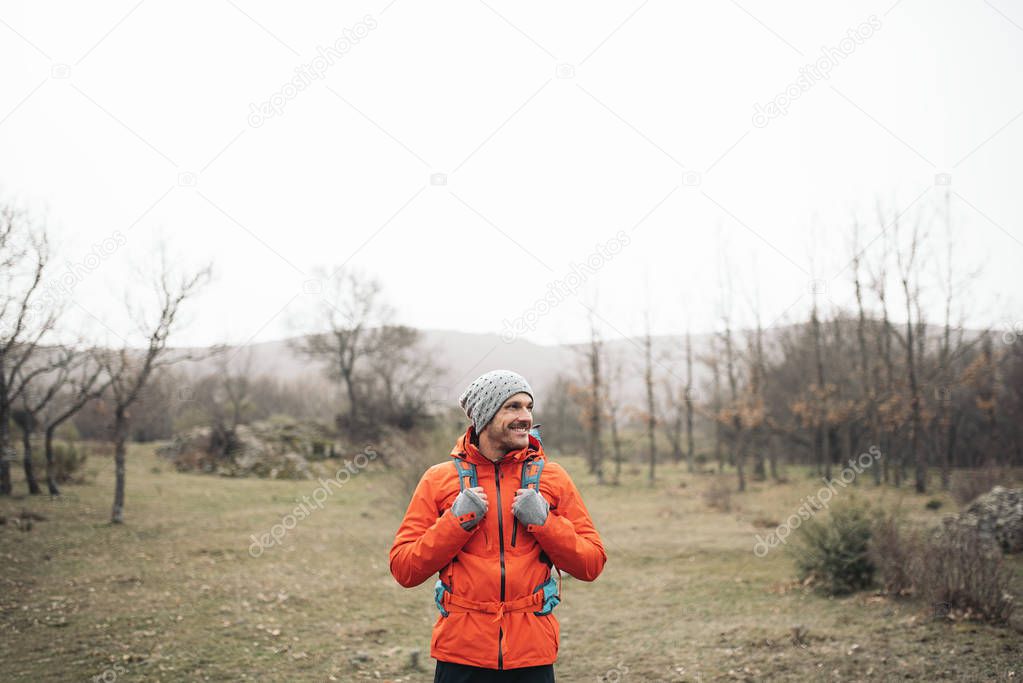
[448,509,479,533]
[526,516,550,533]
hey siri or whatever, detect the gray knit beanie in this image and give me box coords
[458,370,533,435]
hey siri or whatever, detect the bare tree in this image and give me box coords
[603,348,625,485]
[363,323,442,431]
[869,213,898,485]
[663,375,684,465]
[707,336,725,473]
[102,260,211,523]
[294,269,387,431]
[894,215,927,493]
[574,311,605,483]
[14,348,77,494]
[684,329,696,474]
[642,310,657,486]
[40,349,108,494]
[810,286,830,481]
[851,220,882,485]
[220,349,253,432]
[0,205,59,494]
[722,324,745,491]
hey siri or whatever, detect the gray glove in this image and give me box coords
[512,488,549,527]
[451,488,486,530]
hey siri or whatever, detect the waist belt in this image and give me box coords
[434,573,561,621]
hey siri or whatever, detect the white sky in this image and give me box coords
[2,0,1021,349]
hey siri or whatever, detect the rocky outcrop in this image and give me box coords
[955,486,1023,554]
[156,417,343,480]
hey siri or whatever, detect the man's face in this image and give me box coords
[480,392,533,453]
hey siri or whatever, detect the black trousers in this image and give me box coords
[434,660,556,682]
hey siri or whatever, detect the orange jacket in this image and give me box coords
[389,426,606,669]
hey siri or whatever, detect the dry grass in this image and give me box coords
[1,444,1021,681]
[701,476,733,512]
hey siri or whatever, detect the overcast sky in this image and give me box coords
[2,0,1021,349]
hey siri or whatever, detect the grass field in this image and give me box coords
[1,443,1021,682]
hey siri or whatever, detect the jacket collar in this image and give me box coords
[450,424,541,467]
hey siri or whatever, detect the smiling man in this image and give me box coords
[390,369,607,682]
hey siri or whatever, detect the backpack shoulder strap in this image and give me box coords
[520,454,545,491]
[452,456,477,491]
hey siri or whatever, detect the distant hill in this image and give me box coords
[171,328,718,407]
[170,320,983,407]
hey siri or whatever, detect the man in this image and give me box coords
[390,369,607,682]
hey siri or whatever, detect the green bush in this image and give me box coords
[56,441,88,483]
[791,502,875,595]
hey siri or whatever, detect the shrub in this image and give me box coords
[791,502,875,595]
[702,477,732,512]
[919,522,1015,624]
[869,511,921,597]
[57,441,88,482]
[868,513,1016,624]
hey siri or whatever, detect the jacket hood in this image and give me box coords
[449,424,542,466]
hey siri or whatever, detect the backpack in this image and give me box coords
[434,424,561,617]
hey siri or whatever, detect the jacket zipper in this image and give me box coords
[493,460,506,670]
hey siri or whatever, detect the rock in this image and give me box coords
[956,486,1023,554]
[156,419,333,480]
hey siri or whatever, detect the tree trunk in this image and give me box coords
[669,405,683,464]
[685,332,695,473]
[822,425,832,482]
[752,436,766,481]
[644,326,656,486]
[22,420,41,495]
[842,422,853,479]
[111,408,128,524]
[685,395,695,475]
[609,404,623,486]
[735,432,746,492]
[44,425,60,495]
[587,334,604,483]
[906,300,925,493]
[0,389,12,495]
[713,361,723,474]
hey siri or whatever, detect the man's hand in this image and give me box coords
[451,486,488,530]
[512,488,549,527]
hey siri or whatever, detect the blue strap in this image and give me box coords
[434,576,560,617]
[452,457,477,491]
[532,574,561,616]
[434,580,450,617]
[521,456,545,491]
